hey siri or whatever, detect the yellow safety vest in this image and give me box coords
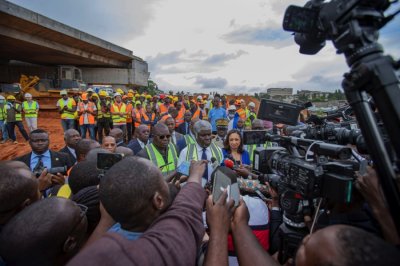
[22,101,38,118]
[185,142,222,163]
[184,134,196,145]
[57,98,76,119]
[145,143,178,177]
[0,104,5,121]
[97,100,111,118]
[111,103,127,124]
[5,103,22,121]
[245,111,256,128]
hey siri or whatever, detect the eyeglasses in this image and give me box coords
[156,134,171,140]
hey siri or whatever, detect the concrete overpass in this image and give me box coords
[0,0,149,86]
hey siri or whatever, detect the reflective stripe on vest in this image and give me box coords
[78,102,96,125]
[23,101,38,118]
[112,103,127,124]
[133,109,142,127]
[0,105,5,120]
[185,142,222,163]
[184,134,196,145]
[145,143,178,176]
[58,98,75,119]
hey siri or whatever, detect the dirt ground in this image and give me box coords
[0,114,66,161]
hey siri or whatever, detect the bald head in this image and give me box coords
[251,119,264,130]
[64,129,81,148]
[109,128,123,143]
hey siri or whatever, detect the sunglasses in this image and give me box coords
[156,134,171,140]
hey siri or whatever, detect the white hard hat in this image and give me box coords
[60,90,67,95]
[197,95,202,100]
[87,88,94,93]
[248,102,255,108]
[114,92,121,97]
[228,105,236,111]
[24,93,32,98]
[0,95,5,100]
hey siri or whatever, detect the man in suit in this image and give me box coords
[165,117,184,153]
[59,129,81,165]
[176,110,192,135]
[109,128,127,147]
[16,129,73,181]
[127,125,150,155]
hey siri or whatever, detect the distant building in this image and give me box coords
[267,88,293,97]
[297,90,331,100]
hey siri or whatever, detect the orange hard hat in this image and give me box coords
[81,93,88,101]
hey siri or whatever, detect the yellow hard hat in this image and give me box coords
[173,97,178,102]
[128,89,134,94]
[127,92,134,98]
[135,94,140,98]
[6,95,16,100]
[140,94,145,97]
[92,93,99,98]
[146,95,152,99]
[99,90,108,97]
[116,88,124,94]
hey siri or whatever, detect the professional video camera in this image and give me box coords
[282,0,400,238]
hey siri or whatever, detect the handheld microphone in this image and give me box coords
[224,158,235,169]
[211,157,219,170]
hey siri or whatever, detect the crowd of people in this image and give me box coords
[0,88,399,266]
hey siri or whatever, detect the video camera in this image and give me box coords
[33,166,68,178]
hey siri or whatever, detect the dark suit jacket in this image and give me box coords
[59,146,77,165]
[127,139,149,155]
[16,150,74,171]
[176,122,190,135]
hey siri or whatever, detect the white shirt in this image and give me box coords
[178,142,222,186]
[137,139,148,149]
[171,131,177,145]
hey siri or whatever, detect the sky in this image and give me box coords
[8,0,400,94]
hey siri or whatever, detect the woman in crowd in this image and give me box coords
[222,129,250,166]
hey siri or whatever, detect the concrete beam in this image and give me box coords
[0,25,128,67]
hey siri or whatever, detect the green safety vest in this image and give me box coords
[22,101,38,118]
[246,142,273,164]
[245,111,256,128]
[97,100,111,118]
[184,134,196,145]
[185,142,223,163]
[145,143,178,177]
[0,104,5,121]
[111,103,127,124]
[58,98,75,119]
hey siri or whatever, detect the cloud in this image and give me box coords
[202,50,247,66]
[222,24,293,48]
[194,76,228,89]
[8,0,161,44]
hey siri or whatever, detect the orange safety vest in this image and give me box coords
[237,108,247,120]
[159,103,169,114]
[126,102,133,123]
[160,113,172,122]
[142,112,156,130]
[175,108,185,127]
[192,108,206,120]
[133,108,143,127]
[78,101,96,125]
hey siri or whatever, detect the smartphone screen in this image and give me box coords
[212,169,240,206]
[97,153,123,170]
[177,161,190,176]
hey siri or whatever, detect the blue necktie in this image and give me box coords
[201,148,208,180]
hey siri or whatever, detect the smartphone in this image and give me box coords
[212,166,240,207]
[97,153,124,170]
[176,161,190,176]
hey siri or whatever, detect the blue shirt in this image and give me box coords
[30,150,51,171]
[108,223,143,240]
[209,107,227,131]
[222,149,251,166]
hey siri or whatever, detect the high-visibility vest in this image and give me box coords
[160,113,172,122]
[159,104,169,114]
[133,108,143,127]
[22,101,38,118]
[142,112,156,130]
[126,103,133,123]
[97,100,111,119]
[145,143,178,177]
[185,142,222,163]
[0,104,6,121]
[57,98,76,119]
[184,134,196,145]
[78,101,96,125]
[5,103,23,121]
[245,111,257,128]
[237,108,247,120]
[246,143,273,164]
[111,103,127,124]
[56,184,72,199]
[192,108,206,120]
[175,108,185,127]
